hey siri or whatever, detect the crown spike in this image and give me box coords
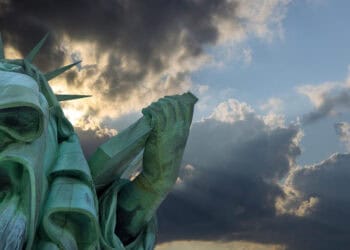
[45,60,81,81]
[55,94,91,102]
[0,33,4,59]
[25,33,49,62]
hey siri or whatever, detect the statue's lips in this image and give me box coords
[0,158,31,208]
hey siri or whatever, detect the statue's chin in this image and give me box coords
[0,161,29,250]
[0,191,27,250]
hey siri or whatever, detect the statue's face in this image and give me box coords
[0,71,59,247]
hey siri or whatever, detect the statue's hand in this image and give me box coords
[140,92,197,194]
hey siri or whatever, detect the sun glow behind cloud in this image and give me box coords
[155,240,286,250]
[2,0,290,137]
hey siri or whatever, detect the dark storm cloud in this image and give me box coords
[156,114,350,249]
[156,115,301,243]
[0,0,237,97]
[302,90,350,125]
[288,154,350,226]
[279,153,350,249]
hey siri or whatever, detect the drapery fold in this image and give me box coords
[37,134,156,250]
[38,134,99,250]
[98,178,157,250]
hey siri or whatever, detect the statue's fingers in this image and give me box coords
[142,107,153,128]
[149,102,166,131]
[142,107,156,129]
[158,98,176,126]
[184,92,197,122]
[172,93,196,127]
[164,94,180,99]
[142,102,162,130]
[177,100,193,130]
[165,96,185,125]
[180,92,198,106]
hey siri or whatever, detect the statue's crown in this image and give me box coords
[0,33,90,104]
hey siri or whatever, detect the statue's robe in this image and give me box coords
[36,133,157,250]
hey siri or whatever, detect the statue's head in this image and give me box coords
[0,34,87,248]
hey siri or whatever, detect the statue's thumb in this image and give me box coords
[181,92,198,106]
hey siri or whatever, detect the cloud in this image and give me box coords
[0,0,290,135]
[301,91,350,125]
[260,97,284,113]
[284,153,350,213]
[297,68,350,125]
[275,153,350,249]
[334,122,350,151]
[75,128,112,159]
[261,112,286,129]
[156,97,350,250]
[157,99,301,243]
[242,47,253,65]
[208,98,255,123]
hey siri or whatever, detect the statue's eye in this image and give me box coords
[0,107,43,142]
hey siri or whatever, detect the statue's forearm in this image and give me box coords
[88,117,152,189]
[116,173,169,244]
[116,151,185,243]
[115,93,197,244]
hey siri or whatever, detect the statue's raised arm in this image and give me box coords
[89,93,197,248]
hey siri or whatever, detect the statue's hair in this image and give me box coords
[0,33,88,140]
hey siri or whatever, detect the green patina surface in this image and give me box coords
[0,34,197,250]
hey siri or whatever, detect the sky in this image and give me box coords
[1,0,350,249]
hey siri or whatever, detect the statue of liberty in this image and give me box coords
[0,34,197,250]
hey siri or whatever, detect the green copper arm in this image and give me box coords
[116,92,197,244]
[88,92,197,247]
[88,93,197,247]
[88,117,152,190]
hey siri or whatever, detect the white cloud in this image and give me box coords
[260,97,284,113]
[334,122,350,151]
[209,0,290,67]
[296,81,341,108]
[242,47,253,64]
[209,98,255,123]
[276,183,319,217]
[234,0,290,42]
[261,112,286,128]
[259,98,287,128]
[296,66,350,124]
